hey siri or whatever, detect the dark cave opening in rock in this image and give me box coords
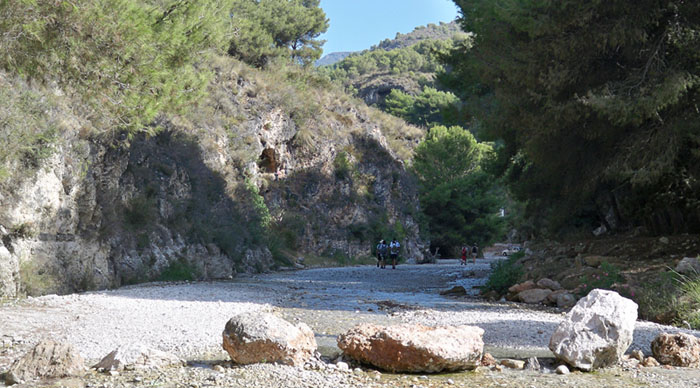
[259,148,277,173]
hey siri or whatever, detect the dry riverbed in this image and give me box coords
[2,254,700,387]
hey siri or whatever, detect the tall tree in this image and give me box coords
[447,0,700,235]
[412,126,504,253]
[228,0,328,67]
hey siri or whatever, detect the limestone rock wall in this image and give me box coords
[0,63,426,298]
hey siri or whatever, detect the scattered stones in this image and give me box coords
[549,289,638,371]
[93,344,183,372]
[508,280,536,294]
[337,323,484,373]
[555,365,570,375]
[659,237,670,245]
[500,359,525,369]
[222,312,317,367]
[5,340,86,384]
[517,288,553,304]
[675,257,700,275]
[536,278,562,291]
[651,332,700,367]
[439,286,467,296]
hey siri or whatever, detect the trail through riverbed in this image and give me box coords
[2,252,700,387]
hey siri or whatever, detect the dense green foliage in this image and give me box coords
[385,86,461,127]
[0,0,230,136]
[483,250,524,295]
[228,0,328,67]
[0,74,61,182]
[447,0,700,235]
[412,126,504,253]
[374,22,462,51]
[324,38,455,81]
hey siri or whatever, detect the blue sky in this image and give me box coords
[319,0,459,55]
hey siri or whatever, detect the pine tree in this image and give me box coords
[447,0,700,234]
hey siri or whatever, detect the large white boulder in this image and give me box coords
[549,289,637,371]
[222,312,317,366]
[337,323,484,373]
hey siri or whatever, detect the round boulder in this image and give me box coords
[651,333,700,367]
[337,323,484,373]
[5,340,85,385]
[222,312,317,366]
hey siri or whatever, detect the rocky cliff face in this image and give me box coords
[0,59,426,298]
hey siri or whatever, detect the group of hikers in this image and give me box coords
[375,239,480,268]
[460,243,479,265]
[375,239,400,269]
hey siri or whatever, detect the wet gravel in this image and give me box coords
[2,255,700,387]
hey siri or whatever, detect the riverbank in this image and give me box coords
[2,254,700,387]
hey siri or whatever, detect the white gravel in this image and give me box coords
[2,253,699,366]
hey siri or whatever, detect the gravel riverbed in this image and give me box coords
[2,254,700,387]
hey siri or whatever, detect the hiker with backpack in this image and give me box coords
[376,240,388,269]
[389,238,400,269]
[471,243,478,264]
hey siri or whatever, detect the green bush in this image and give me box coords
[0,0,228,136]
[158,258,198,282]
[577,261,624,297]
[333,152,352,180]
[483,251,524,295]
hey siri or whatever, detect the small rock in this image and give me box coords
[353,367,363,375]
[213,365,225,373]
[659,237,670,244]
[508,280,536,294]
[537,278,562,290]
[481,352,497,366]
[447,378,455,385]
[440,286,467,296]
[675,257,700,275]
[336,361,349,371]
[108,370,119,377]
[500,359,525,369]
[517,288,553,304]
[630,350,645,362]
[555,365,570,375]
[474,366,491,373]
[525,357,541,371]
[642,357,660,367]
[492,364,504,372]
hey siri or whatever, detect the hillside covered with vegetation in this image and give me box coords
[0,0,429,297]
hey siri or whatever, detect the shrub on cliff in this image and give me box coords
[0,0,229,136]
